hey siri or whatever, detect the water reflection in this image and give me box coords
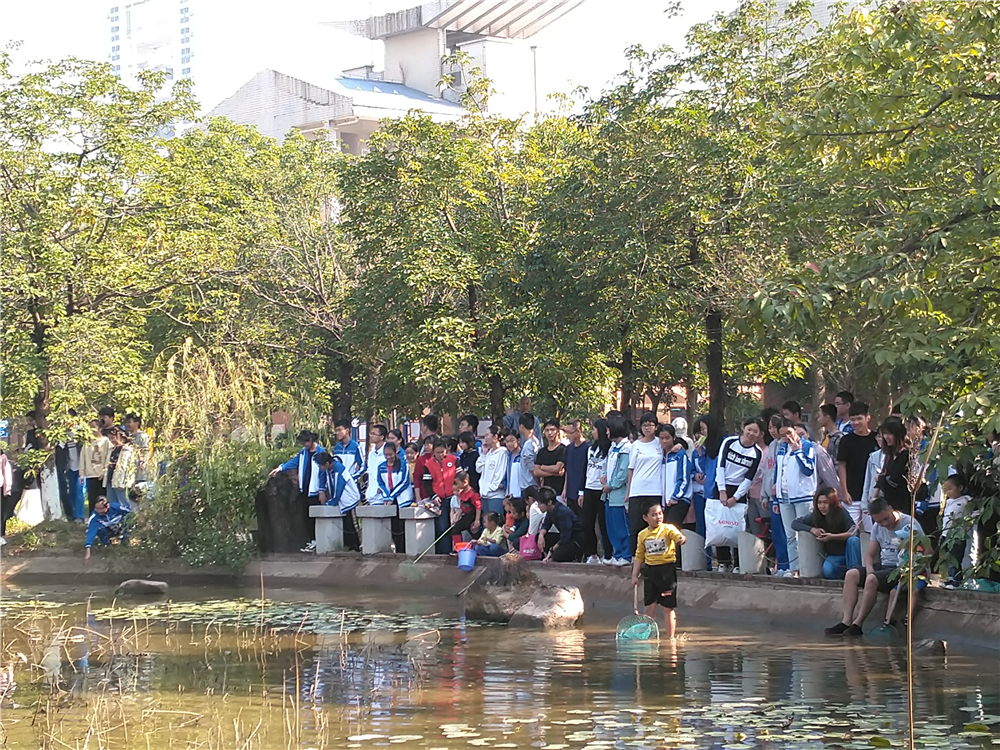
[1,596,997,750]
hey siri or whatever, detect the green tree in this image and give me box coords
[338,74,607,423]
[535,2,813,427]
[0,56,201,431]
[766,0,1000,432]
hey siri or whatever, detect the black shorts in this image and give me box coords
[850,565,898,594]
[643,562,677,608]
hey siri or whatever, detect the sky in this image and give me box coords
[3,0,740,113]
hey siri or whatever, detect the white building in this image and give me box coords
[328,0,586,119]
[109,0,193,89]
[209,1,586,150]
[208,68,466,148]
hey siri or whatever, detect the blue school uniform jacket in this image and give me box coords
[664,449,693,502]
[320,457,361,513]
[333,439,366,482]
[85,503,129,548]
[605,439,631,507]
[279,444,326,496]
[693,443,720,499]
[774,439,817,504]
[376,459,412,507]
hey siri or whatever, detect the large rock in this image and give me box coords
[116,579,168,596]
[509,586,585,630]
[464,553,540,622]
[464,553,585,629]
[255,473,309,553]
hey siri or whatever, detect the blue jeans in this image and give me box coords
[107,487,131,511]
[482,496,505,520]
[605,504,631,561]
[477,542,504,557]
[770,502,789,571]
[68,469,85,520]
[692,492,707,537]
[822,536,862,580]
[692,492,712,570]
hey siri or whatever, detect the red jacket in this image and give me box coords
[427,454,458,499]
[458,488,482,514]
[414,452,433,499]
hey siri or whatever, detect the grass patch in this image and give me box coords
[3,518,86,556]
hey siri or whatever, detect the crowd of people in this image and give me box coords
[265,393,997,633]
[0,407,149,554]
[2,392,995,635]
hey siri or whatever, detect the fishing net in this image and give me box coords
[616,585,659,641]
[616,614,659,641]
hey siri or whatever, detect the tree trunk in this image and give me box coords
[686,380,699,424]
[331,351,354,422]
[33,373,51,438]
[811,366,827,428]
[705,306,728,434]
[489,373,505,425]
[27,296,51,438]
[619,345,634,418]
[647,388,661,417]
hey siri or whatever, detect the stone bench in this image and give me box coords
[738,531,767,574]
[797,530,825,578]
[680,531,708,572]
[399,506,440,557]
[356,504,397,554]
[309,504,345,554]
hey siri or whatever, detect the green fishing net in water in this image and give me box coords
[616,614,659,641]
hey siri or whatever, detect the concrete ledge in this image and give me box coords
[309,505,344,517]
[398,506,438,520]
[3,552,997,651]
[355,505,397,517]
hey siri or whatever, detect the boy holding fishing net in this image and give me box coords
[631,497,686,638]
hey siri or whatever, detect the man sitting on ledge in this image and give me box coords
[84,496,131,560]
[825,495,924,637]
[537,487,585,563]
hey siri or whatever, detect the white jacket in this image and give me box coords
[476,446,509,499]
[773,439,817,504]
[860,449,885,510]
[365,443,386,501]
[110,445,135,490]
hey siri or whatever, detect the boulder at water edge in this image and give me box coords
[464,553,540,622]
[116,579,169,596]
[463,553,584,628]
[508,585,585,629]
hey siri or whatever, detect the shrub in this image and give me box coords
[134,440,292,569]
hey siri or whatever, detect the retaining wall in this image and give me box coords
[2,552,997,651]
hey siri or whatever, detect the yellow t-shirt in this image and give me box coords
[479,526,504,545]
[635,523,685,566]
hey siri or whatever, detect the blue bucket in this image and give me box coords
[457,546,478,571]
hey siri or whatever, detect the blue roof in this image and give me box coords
[336,77,465,109]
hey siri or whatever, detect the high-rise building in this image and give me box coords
[109,0,193,91]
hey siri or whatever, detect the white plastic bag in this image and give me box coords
[704,499,747,548]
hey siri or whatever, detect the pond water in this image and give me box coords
[0,585,998,750]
